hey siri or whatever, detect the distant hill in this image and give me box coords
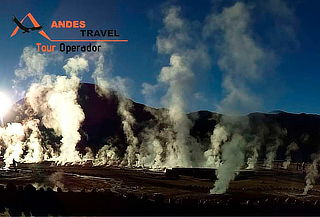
[5,83,320,162]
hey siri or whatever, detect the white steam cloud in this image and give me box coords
[204,124,228,168]
[303,154,320,195]
[86,43,140,167]
[282,141,299,169]
[25,55,88,164]
[204,2,272,194]
[142,5,210,168]
[211,133,246,194]
[204,2,269,114]
[264,127,287,169]
[3,48,90,167]
[14,47,49,80]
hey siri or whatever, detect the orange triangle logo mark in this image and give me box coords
[10,13,51,41]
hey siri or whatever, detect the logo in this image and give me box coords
[10,13,128,54]
[10,13,51,40]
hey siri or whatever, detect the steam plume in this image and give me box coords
[25,55,88,164]
[138,107,174,169]
[86,43,140,167]
[245,137,261,170]
[204,2,270,194]
[0,119,44,167]
[282,142,299,169]
[204,2,268,114]
[118,97,140,167]
[204,124,228,168]
[264,126,286,169]
[14,47,49,80]
[211,133,246,194]
[142,5,209,168]
[303,154,320,195]
[93,145,119,166]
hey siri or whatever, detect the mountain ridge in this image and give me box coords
[4,83,320,163]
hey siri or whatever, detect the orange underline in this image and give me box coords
[50,39,128,42]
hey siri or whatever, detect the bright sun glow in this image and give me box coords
[0,92,12,124]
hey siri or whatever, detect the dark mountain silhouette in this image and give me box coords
[5,83,320,162]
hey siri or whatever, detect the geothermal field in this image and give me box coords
[1,51,320,215]
[0,81,320,215]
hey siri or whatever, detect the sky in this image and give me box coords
[0,0,320,114]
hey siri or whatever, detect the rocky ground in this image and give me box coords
[0,162,318,215]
